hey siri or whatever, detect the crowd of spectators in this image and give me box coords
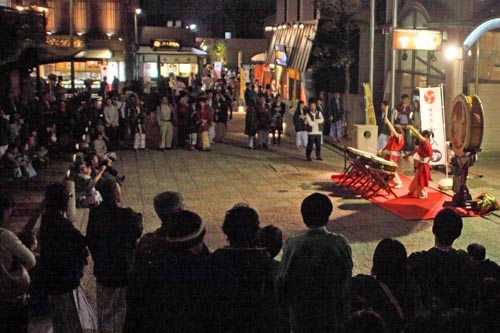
[1,185,500,332]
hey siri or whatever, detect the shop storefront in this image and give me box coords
[265,20,318,102]
[135,45,206,85]
[39,36,127,91]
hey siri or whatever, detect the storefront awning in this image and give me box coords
[266,20,318,72]
[75,49,113,60]
[136,46,207,56]
[251,53,266,63]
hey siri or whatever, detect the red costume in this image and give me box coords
[416,139,433,187]
[384,134,404,163]
[197,105,213,132]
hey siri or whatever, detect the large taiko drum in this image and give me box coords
[450,93,484,157]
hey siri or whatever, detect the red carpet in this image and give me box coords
[331,173,478,220]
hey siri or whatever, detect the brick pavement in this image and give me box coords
[5,112,500,332]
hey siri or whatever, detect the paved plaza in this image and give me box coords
[4,112,500,332]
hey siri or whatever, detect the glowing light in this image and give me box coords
[445,46,459,60]
[135,8,142,15]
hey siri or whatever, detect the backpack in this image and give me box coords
[474,192,500,214]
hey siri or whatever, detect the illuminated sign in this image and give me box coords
[151,39,181,50]
[393,29,442,51]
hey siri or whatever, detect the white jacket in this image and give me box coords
[305,111,324,135]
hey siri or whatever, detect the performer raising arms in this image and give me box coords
[378,115,404,189]
[407,125,433,199]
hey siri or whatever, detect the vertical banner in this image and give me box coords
[363,83,377,125]
[418,86,447,166]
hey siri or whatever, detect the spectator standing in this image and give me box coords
[277,193,353,332]
[270,95,286,146]
[393,93,414,154]
[186,98,199,151]
[255,95,272,149]
[293,101,308,150]
[213,90,229,143]
[0,193,36,333]
[176,93,189,147]
[87,179,143,333]
[115,94,129,147]
[131,98,147,151]
[330,92,345,142]
[103,98,119,149]
[377,101,391,152]
[196,97,213,151]
[305,99,324,161]
[39,183,96,333]
[156,96,176,151]
[99,76,108,99]
[408,208,471,310]
[244,100,258,149]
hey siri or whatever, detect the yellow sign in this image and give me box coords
[363,83,376,125]
[393,29,442,51]
[151,39,181,50]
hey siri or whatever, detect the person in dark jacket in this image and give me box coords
[293,100,308,150]
[39,183,93,333]
[87,179,143,333]
[205,204,277,332]
[125,210,209,333]
[408,208,471,310]
[270,95,286,146]
[255,95,272,149]
[0,106,10,159]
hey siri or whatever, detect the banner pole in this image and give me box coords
[440,83,449,179]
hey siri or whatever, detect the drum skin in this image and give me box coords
[450,94,484,157]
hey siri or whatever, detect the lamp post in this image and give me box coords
[134,8,142,79]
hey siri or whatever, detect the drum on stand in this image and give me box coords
[450,93,484,157]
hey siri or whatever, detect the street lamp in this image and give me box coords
[134,8,142,45]
[134,8,142,79]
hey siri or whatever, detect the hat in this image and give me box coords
[165,210,206,249]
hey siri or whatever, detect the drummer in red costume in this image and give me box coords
[407,125,433,199]
[378,116,404,188]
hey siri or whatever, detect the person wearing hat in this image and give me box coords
[277,193,353,332]
[0,193,36,333]
[134,191,185,268]
[86,179,143,333]
[124,210,209,332]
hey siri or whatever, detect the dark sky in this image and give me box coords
[139,0,275,38]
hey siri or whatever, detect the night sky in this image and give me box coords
[139,0,275,38]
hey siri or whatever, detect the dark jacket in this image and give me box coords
[125,249,210,333]
[331,97,345,120]
[205,247,277,332]
[408,247,471,310]
[39,212,88,295]
[293,107,308,132]
[87,201,143,287]
[256,103,272,131]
